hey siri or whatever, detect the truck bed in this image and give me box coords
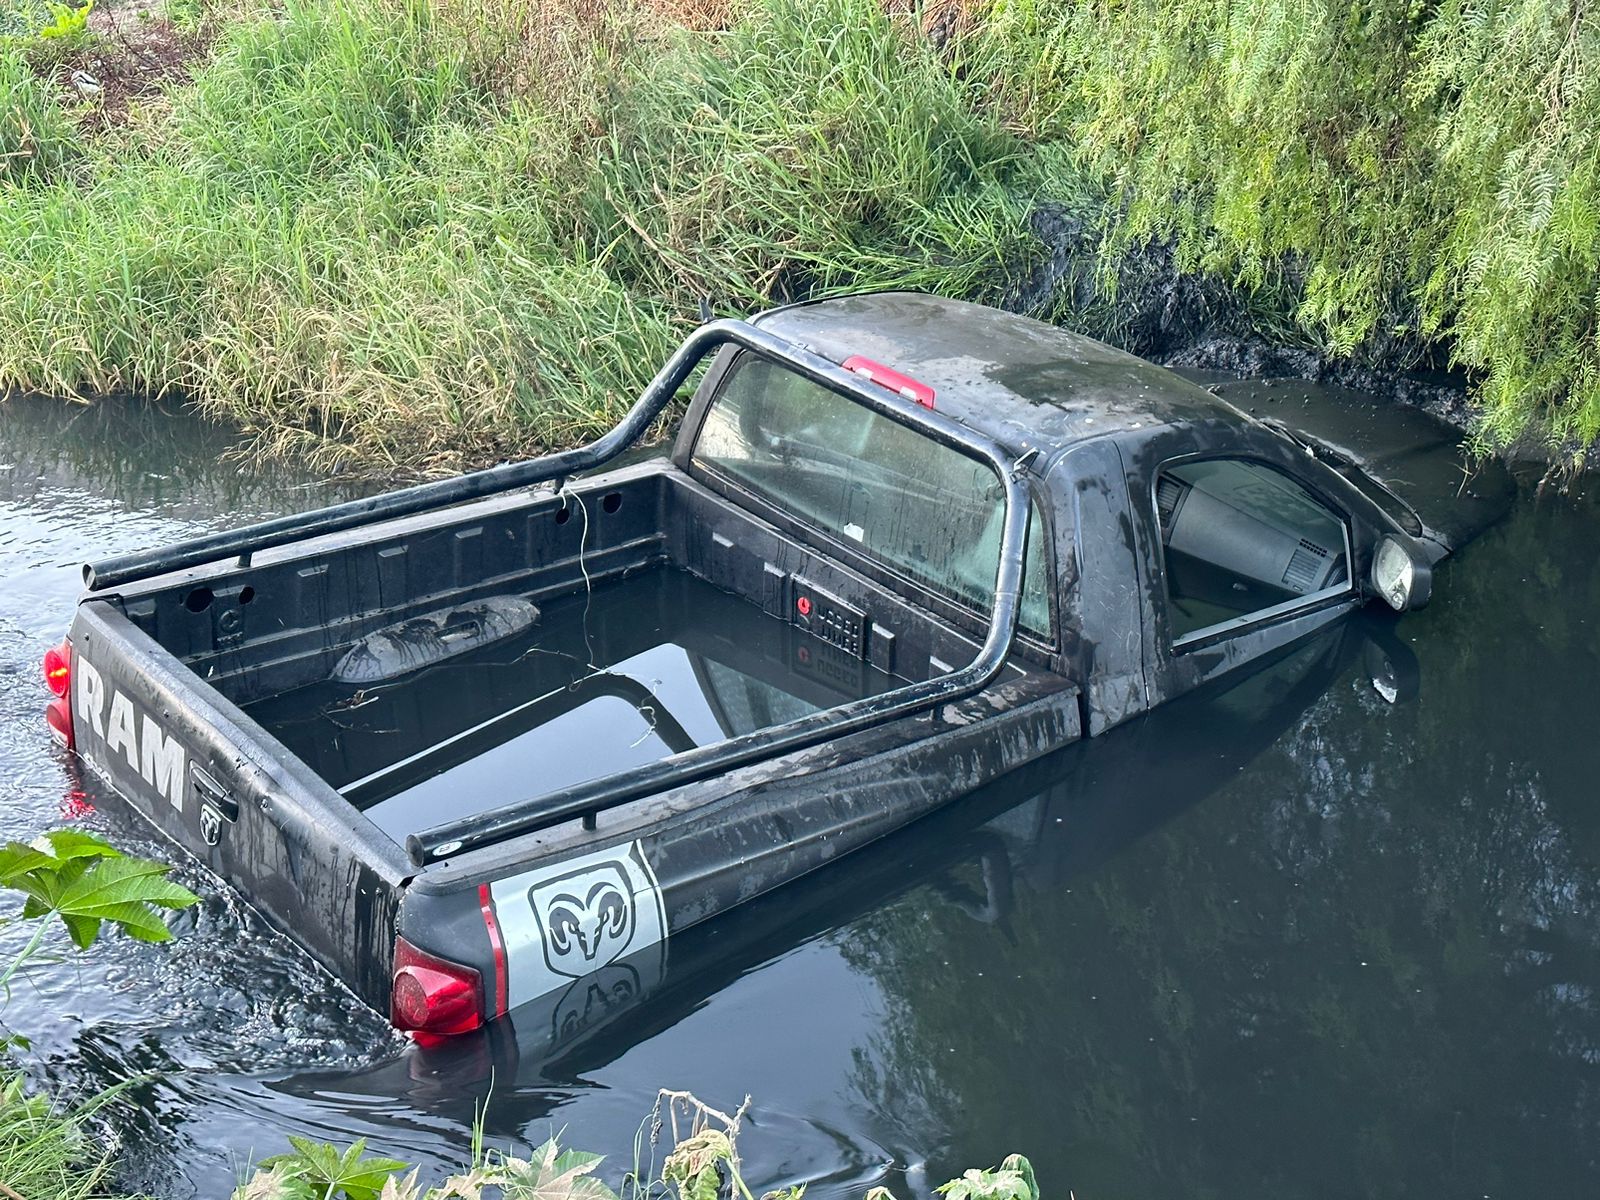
[243,565,905,842]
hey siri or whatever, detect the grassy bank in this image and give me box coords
[2,0,1598,464]
[0,0,1068,469]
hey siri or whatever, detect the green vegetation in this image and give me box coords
[1,0,92,44]
[975,0,1600,454]
[229,1091,1039,1200]
[0,1077,135,1200]
[0,828,199,1199]
[0,49,81,182]
[0,0,1065,469]
[1,0,1597,463]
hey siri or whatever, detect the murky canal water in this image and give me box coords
[2,388,1597,1198]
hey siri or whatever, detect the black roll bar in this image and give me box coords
[403,328,1032,866]
[78,319,1031,866]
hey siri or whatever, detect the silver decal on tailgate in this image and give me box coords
[74,656,187,812]
[490,841,666,1010]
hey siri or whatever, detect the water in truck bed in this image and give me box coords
[244,565,906,843]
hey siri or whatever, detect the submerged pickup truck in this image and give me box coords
[39,293,1511,1037]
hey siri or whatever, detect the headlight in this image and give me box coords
[1371,536,1430,611]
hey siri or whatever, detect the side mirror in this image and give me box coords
[1371,536,1433,611]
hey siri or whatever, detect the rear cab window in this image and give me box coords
[690,355,1054,640]
[1156,457,1353,644]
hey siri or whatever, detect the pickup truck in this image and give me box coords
[38,292,1511,1037]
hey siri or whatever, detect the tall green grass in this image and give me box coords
[592,0,1042,307]
[4,0,1596,464]
[0,1076,136,1200]
[0,50,79,183]
[0,0,1070,469]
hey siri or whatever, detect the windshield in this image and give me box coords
[691,355,1052,638]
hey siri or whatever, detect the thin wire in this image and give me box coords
[556,479,665,748]
[556,480,601,675]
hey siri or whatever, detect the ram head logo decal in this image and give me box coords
[530,862,636,978]
[547,879,630,962]
[493,841,666,1009]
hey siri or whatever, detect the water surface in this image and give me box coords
[245,564,904,842]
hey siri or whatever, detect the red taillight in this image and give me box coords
[391,936,483,1037]
[43,639,71,698]
[42,638,73,749]
[842,355,935,409]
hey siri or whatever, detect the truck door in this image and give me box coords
[1128,434,1364,701]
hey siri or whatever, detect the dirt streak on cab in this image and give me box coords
[40,293,1510,1036]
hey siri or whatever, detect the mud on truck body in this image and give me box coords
[39,293,1510,1037]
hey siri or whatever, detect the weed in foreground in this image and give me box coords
[229,1088,1041,1200]
[0,827,199,1199]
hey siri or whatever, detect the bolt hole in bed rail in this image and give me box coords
[83,321,1032,866]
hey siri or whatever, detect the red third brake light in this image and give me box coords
[391,936,483,1037]
[42,638,73,749]
[842,355,936,409]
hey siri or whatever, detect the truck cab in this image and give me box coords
[726,294,1457,728]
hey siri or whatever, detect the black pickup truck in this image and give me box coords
[39,293,1510,1037]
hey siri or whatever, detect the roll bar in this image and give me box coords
[79,320,1032,866]
[76,321,805,588]
[403,326,1032,865]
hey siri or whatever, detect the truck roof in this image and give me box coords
[753,292,1255,462]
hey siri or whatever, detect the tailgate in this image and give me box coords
[67,598,413,1009]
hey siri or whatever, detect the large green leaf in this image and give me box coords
[253,1137,411,1200]
[21,856,196,947]
[0,844,57,886]
[934,1156,1039,1200]
[0,830,125,883]
[38,829,125,861]
[0,830,199,951]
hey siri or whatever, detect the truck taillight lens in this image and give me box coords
[391,936,483,1037]
[42,638,73,749]
[43,640,71,698]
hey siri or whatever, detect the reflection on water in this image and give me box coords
[1,389,1597,1198]
[245,565,904,843]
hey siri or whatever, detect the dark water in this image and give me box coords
[2,390,1597,1198]
[245,565,904,842]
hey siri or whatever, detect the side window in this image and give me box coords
[693,355,1053,639]
[1156,458,1350,642]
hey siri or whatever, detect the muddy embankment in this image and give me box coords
[1009,204,1514,459]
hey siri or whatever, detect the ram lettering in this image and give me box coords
[74,655,187,811]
